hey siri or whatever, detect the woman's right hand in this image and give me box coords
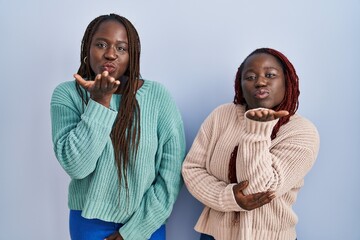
[232,180,275,210]
[74,71,120,108]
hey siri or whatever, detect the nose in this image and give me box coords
[104,46,118,60]
[255,76,267,87]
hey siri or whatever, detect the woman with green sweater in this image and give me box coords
[182,48,320,240]
[50,14,185,240]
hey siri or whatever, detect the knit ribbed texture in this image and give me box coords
[51,80,186,240]
[182,103,320,240]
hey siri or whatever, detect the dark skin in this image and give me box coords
[233,180,275,211]
[232,53,289,210]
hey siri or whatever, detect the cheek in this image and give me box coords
[89,59,98,75]
[276,82,286,101]
[120,56,130,72]
[89,50,99,72]
[124,55,130,68]
[241,82,251,97]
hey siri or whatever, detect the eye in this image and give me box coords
[244,75,256,81]
[265,73,276,78]
[116,46,127,52]
[95,42,107,48]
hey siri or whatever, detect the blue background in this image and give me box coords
[0,0,359,239]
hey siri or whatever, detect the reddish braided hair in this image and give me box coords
[233,48,300,139]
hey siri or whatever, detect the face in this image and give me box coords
[89,20,129,79]
[241,53,286,110]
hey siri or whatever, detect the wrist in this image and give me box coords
[90,95,111,108]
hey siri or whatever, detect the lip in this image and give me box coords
[253,88,270,99]
[102,62,116,73]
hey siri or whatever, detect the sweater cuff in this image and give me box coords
[82,99,118,127]
[221,184,247,212]
[244,109,279,139]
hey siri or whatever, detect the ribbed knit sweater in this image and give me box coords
[182,103,320,240]
[50,80,186,240]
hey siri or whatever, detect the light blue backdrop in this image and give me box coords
[0,0,359,239]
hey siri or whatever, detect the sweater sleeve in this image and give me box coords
[182,107,245,212]
[50,83,117,179]
[119,88,186,240]
[237,113,320,196]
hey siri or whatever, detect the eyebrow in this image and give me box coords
[263,66,280,71]
[244,66,280,73]
[93,37,128,45]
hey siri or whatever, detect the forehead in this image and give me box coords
[243,53,283,70]
[92,20,128,41]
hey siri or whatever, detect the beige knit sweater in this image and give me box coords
[182,103,320,240]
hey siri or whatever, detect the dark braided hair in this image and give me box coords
[75,13,141,201]
[233,48,300,139]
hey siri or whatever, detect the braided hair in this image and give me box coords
[75,13,141,200]
[233,48,300,139]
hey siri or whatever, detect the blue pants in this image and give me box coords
[69,210,166,240]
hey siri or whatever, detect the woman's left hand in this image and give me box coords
[246,108,289,122]
[104,231,124,240]
[233,180,275,211]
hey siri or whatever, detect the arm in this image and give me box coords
[182,107,273,212]
[237,108,320,196]
[182,123,243,212]
[50,82,117,179]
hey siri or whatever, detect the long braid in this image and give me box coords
[233,48,300,140]
[75,14,141,203]
[266,49,299,139]
[110,15,141,203]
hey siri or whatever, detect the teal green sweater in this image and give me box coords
[50,80,186,240]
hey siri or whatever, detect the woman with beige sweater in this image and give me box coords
[182,48,320,240]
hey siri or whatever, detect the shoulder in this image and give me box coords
[143,80,172,98]
[200,103,241,132]
[51,81,77,99]
[287,114,319,136]
[277,114,320,151]
[142,80,177,107]
[53,80,77,93]
[214,102,237,111]
[142,79,183,121]
[206,103,242,122]
[51,80,82,107]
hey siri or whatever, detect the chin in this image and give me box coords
[250,103,268,109]
[254,101,277,110]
